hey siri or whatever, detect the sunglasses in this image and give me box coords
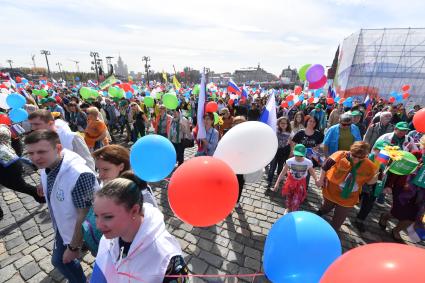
[351,154,366,159]
[341,123,351,127]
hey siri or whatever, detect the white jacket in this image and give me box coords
[376,132,419,152]
[40,149,99,244]
[90,203,182,283]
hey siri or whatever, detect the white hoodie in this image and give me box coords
[90,203,182,283]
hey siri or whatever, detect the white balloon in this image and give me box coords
[244,168,265,183]
[0,92,10,109]
[214,121,278,174]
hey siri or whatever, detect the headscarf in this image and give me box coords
[0,125,19,167]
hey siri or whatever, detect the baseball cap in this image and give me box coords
[374,140,390,150]
[350,110,362,116]
[395,122,410,131]
[46,97,56,103]
[315,104,323,109]
[293,144,306,157]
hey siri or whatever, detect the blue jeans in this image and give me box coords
[52,233,86,283]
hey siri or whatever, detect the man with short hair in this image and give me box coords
[375,122,418,152]
[323,113,362,156]
[309,104,327,131]
[363,111,394,148]
[24,130,99,283]
[351,110,366,139]
[46,97,65,118]
[28,109,95,171]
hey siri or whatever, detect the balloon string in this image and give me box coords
[164,272,264,278]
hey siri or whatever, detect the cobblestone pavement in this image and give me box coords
[1,143,424,283]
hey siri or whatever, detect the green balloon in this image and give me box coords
[156,92,163,100]
[90,89,100,98]
[298,64,312,82]
[80,87,92,99]
[144,96,154,108]
[192,84,200,95]
[108,87,119,97]
[39,89,48,97]
[116,88,125,99]
[212,93,217,100]
[389,151,419,175]
[162,94,178,110]
[213,112,219,125]
[32,89,40,96]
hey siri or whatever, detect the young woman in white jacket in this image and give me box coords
[90,178,188,283]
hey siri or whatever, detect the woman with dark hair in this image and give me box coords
[195,112,219,156]
[168,108,191,166]
[91,178,189,283]
[67,101,87,132]
[267,117,292,189]
[290,111,305,134]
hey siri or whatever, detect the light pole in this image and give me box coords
[142,56,151,85]
[40,50,51,78]
[6,59,13,69]
[90,51,100,81]
[105,56,114,75]
[56,62,66,80]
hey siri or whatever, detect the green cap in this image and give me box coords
[315,104,323,109]
[293,144,306,157]
[350,110,362,116]
[39,98,48,104]
[46,97,56,103]
[374,140,390,150]
[395,122,410,131]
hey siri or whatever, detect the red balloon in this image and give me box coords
[281,101,288,108]
[327,98,334,104]
[308,75,327,90]
[402,92,410,99]
[168,156,239,227]
[0,114,11,126]
[15,76,22,83]
[338,98,346,104]
[308,97,314,103]
[320,243,425,283]
[295,101,302,107]
[389,96,395,103]
[294,86,302,95]
[413,108,425,133]
[55,96,62,103]
[205,101,218,113]
[0,84,7,89]
[402,84,410,92]
[286,95,294,102]
[228,99,234,106]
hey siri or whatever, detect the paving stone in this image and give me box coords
[244,256,262,271]
[6,273,26,283]
[19,262,41,281]
[28,235,44,245]
[0,264,18,282]
[27,271,48,283]
[199,250,222,268]
[198,238,213,251]
[244,247,262,259]
[22,245,38,255]
[23,226,40,240]
[32,247,50,261]
[6,237,26,250]
[14,255,34,269]
[187,257,208,274]
[39,257,54,274]
[9,242,29,255]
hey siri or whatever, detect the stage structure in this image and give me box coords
[334,28,425,107]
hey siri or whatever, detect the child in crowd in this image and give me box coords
[273,144,320,213]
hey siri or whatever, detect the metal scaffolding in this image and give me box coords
[335,28,425,107]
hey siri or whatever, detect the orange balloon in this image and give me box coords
[320,243,425,283]
[402,84,410,92]
[294,86,302,95]
[205,101,218,113]
[327,98,334,104]
[168,156,239,227]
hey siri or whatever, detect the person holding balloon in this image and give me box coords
[317,141,379,232]
[168,108,191,166]
[90,178,189,283]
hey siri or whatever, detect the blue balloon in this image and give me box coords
[21,78,28,84]
[130,135,176,182]
[75,77,80,81]
[343,100,353,108]
[298,94,304,101]
[288,100,294,106]
[9,108,28,123]
[314,88,324,98]
[6,93,26,109]
[264,212,341,283]
[125,91,133,99]
[145,91,150,97]
[345,96,353,102]
[334,96,341,102]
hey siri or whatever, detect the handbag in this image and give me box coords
[82,207,103,256]
[181,138,194,148]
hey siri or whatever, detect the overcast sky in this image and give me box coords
[1,0,424,75]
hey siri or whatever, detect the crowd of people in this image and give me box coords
[0,77,424,282]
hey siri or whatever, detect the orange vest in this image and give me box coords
[323,151,378,207]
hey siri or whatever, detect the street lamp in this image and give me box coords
[105,56,114,75]
[56,62,66,80]
[40,50,51,78]
[6,59,13,69]
[142,56,151,85]
[90,51,100,81]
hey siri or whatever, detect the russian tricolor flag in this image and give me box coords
[260,93,277,132]
[375,150,390,165]
[228,79,241,95]
[241,84,248,100]
[364,95,372,112]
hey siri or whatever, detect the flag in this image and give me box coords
[172,75,181,90]
[327,85,336,99]
[260,93,277,132]
[197,71,207,140]
[241,84,248,100]
[364,95,372,112]
[375,150,390,165]
[227,79,241,95]
[162,71,168,83]
[99,75,118,90]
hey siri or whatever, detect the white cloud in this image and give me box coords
[1,0,424,76]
